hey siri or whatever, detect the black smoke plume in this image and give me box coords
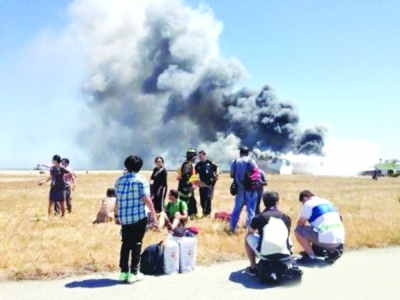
[72,0,325,168]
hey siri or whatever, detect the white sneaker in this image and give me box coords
[127,272,144,283]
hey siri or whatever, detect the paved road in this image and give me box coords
[1,247,399,300]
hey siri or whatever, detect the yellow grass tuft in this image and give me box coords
[0,171,399,280]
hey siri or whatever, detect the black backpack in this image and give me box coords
[258,258,303,285]
[139,242,164,275]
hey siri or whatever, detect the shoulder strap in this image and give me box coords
[247,159,254,172]
[233,159,237,182]
[179,201,183,215]
[166,202,171,212]
[261,210,283,223]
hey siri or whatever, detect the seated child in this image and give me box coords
[93,188,117,224]
[159,189,188,230]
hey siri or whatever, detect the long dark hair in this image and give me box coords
[106,188,116,198]
[154,156,164,164]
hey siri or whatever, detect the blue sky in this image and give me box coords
[1,0,399,168]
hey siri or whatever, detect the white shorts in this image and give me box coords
[246,233,262,257]
[247,233,292,259]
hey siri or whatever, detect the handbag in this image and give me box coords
[230,159,238,196]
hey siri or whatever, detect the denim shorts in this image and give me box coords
[296,225,340,249]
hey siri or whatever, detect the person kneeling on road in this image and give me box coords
[159,189,188,231]
[245,191,292,276]
[295,190,345,264]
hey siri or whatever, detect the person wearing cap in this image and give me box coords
[244,191,291,276]
[229,146,259,233]
[295,190,344,264]
[178,148,198,218]
[195,150,218,218]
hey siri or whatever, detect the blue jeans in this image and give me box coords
[230,189,257,232]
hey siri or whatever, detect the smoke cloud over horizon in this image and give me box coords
[72,0,326,168]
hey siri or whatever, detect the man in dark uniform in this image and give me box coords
[178,148,198,218]
[195,150,218,218]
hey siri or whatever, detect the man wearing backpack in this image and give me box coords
[114,155,159,283]
[295,190,344,264]
[244,191,292,276]
[159,189,188,230]
[230,146,259,233]
[195,150,218,218]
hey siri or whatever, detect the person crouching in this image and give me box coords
[159,189,188,231]
[244,191,292,276]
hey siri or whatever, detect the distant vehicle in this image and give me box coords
[33,164,50,173]
[374,159,400,177]
[258,157,293,175]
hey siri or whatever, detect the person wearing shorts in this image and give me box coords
[244,191,291,276]
[39,155,71,219]
[295,190,345,264]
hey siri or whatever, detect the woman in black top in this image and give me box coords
[38,154,71,219]
[151,156,168,213]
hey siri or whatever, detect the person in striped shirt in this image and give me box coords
[114,155,158,283]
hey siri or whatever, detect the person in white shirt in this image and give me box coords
[295,190,344,264]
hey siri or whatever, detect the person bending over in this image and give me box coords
[295,190,344,264]
[245,191,291,276]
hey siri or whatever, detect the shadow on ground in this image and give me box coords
[295,258,331,269]
[229,268,304,290]
[65,278,120,288]
[229,269,275,290]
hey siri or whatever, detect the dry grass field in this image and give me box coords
[1,170,399,280]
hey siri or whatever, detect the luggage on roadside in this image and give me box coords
[170,235,197,273]
[163,238,180,275]
[258,258,303,285]
[140,241,164,275]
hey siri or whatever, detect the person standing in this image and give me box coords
[150,156,168,214]
[178,148,198,218]
[54,158,77,214]
[195,150,218,218]
[61,158,76,213]
[255,169,267,215]
[372,168,379,180]
[114,155,158,283]
[230,146,259,233]
[295,190,344,264]
[38,155,71,219]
